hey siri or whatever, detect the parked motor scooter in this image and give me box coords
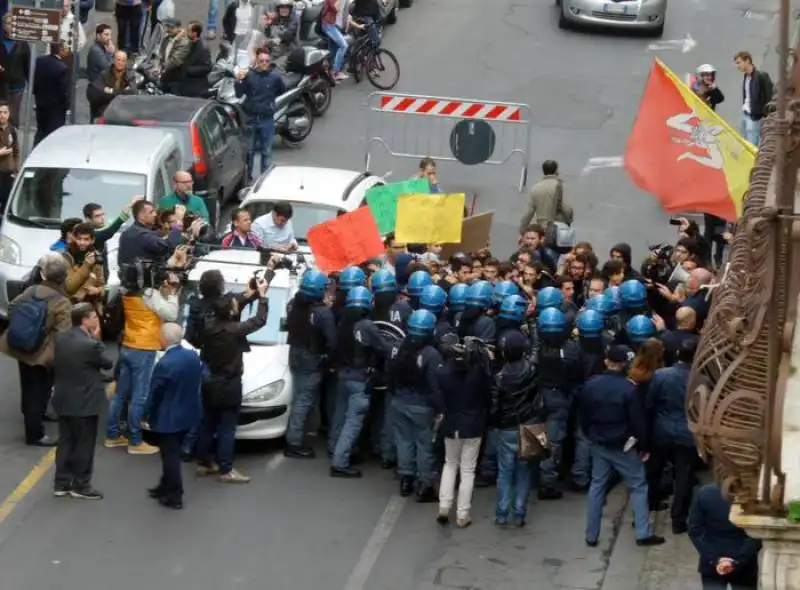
[284,45,334,116]
[132,53,164,95]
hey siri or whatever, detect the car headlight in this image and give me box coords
[0,235,21,265]
[243,379,285,403]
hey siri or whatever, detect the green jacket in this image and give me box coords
[159,192,210,221]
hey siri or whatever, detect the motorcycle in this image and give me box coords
[132,54,164,95]
[284,45,334,117]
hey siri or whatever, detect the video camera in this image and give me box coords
[641,242,675,285]
[118,259,188,292]
[183,213,211,240]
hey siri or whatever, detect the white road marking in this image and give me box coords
[582,156,624,173]
[648,34,697,53]
[265,453,285,472]
[343,495,407,590]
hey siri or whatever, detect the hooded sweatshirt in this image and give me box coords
[610,242,643,282]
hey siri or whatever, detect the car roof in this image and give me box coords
[24,125,178,174]
[103,94,212,123]
[245,166,379,209]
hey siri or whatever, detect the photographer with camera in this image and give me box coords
[118,200,203,267]
[158,171,210,223]
[61,222,105,315]
[195,260,279,484]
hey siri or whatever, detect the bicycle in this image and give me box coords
[346,22,400,90]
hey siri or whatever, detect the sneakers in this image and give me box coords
[205,29,217,40]
[128,442,159,455]
[196,463,220,477]
[334,72,349,81]
[103,436,128,448]
[218,468,251,484]
[53,486,71,497]
[69,487,103,500]
[456,517,472,529]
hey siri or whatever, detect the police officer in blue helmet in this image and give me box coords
[387,309,445,501]
[536,307,582,500]
[332,266,367,322]
[584,295,615,344]
[329,286,393,479]
[492,280,520,310]
[447,283,468,329]
[537,286,565,313]
[420,284,455,342]
[407,270,433,311]
[625,315,657,351]
[496,295,529,363]
[459,280,497,344]
[616,280,650,345]
[491,330,545,527]
[370,268,412,330]
[284,270,337,459]
[603,286,624,339]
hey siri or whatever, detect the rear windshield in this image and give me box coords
[105,120,190,163]
[9,168,146,228]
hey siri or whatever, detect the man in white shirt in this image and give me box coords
[252,202,298,251]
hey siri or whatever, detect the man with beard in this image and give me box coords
[117,200,202,266]
[609,243,643,282]
[61,223,105,315]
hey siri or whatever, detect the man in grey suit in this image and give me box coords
[52,303,114,500]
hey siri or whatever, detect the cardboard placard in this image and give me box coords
[438,211,494,260]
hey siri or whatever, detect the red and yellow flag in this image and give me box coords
[625,58,757,222]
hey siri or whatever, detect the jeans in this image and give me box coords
[196,406,240,474]
[115,2,143,53]
[478,428,498,479]
[285,370,322,447]
[495,428,533,523]
[368,386,396,461]
[207,0,233,30]
[322,23,348,73]
[440,436,481,519]
[392,397,436,486]
[155,431,186,502]
[106,347,157,445]
[739,114,761,147]
[357,17,380,47]
[571,424,592,487]
[586,444,653,543]
[539,387,571,488]
[331,380,370,469]
[246,117,276,182]
[182,419,201,455]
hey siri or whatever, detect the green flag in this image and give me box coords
[365,178,430,235]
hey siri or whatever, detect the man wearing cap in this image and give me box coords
[578,344,665,548]
[155,18,190,94]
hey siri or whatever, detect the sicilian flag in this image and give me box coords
[625,58,757,222]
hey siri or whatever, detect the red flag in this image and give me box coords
[307,207,384,274]
[625,59,756,222]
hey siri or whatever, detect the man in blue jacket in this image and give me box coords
[646,338,698,535]
[579,344,664,548]
[689,483,761,589]
[143,323,203,510]
[234,47,286,183]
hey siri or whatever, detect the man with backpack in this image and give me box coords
[0,253,73,446]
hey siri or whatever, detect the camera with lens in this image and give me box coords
[92,250,104,267]
[183,212,210,239]
[119,259,186,292]
[641,242,675,285]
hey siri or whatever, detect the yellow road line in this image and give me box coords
[0,449,56,526]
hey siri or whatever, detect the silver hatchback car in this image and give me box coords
[557,0,666,36]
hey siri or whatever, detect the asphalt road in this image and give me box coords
[0,0,782,589]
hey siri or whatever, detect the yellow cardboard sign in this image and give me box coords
[394,193,465,243]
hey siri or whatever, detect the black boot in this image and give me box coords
[399,476,414,497]
[538,487,563,501]
[416,485,437,503]
[285,445,316,459]
[330,466,362,478]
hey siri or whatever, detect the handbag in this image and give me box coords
[517,422,549,461]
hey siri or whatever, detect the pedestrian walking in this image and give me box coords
[51,303,113,500]
[144,323,203,509]
[518,160,574,248]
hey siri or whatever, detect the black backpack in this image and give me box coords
[7,291,63,353]
[101,291,125,342]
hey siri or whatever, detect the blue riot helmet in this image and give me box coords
[537,286,564,311]
[492,280,520,306]
[620,279,648,311]
[626,314,656,344]
[370,269,397,294]
[407,309,437,338]
[448,283,468,312]
[498,294,527,322]
[299,269,328,300]
[345,285,373,309]
[604,286,622,314]
[577,309,604,337]
[420,284,447,314]
[585,294,613,316]
[465,280,493,309]
[408,270,433,297]
[339,266,366,292]
[538,307,567,334]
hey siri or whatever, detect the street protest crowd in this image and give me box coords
[0,0,776,588]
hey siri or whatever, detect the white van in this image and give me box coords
[0,125,183,317]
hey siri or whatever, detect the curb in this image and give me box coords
[595,484,635,590]
[599,489,651,590]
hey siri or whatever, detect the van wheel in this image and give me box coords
[386,6,398,24]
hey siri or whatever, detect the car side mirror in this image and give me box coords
[237,187,250,201]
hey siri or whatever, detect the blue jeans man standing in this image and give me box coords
[329,378,370,477]
[494,427,534,527]
[538,387,570,499]
[246,117,276,183]
[392,393,437,501]
[105,346,159,455]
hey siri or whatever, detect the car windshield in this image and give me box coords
[246,201,345,243]
[9,168,146,228]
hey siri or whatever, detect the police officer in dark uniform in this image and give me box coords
[387,309,445,501]
[570,309,606,491]
[407,270,433,310]
[419,284,454,342]
[536,307,582,500]
[447,283,468,330]
[284,270,336,459]
[495,295,528,358]
[330,286,392,478]
[625,315,657,353]
[617,280,650,345]
[371,268,411,329]
[537,286,564,315]
[604,286,624,340]
[492,280,520,315]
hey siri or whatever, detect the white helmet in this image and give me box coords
[696,64,716,75]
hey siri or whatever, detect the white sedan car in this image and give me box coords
[557,0,666,36]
